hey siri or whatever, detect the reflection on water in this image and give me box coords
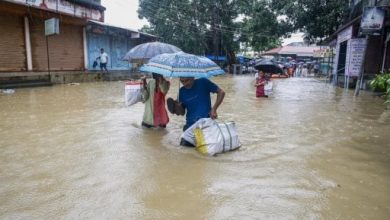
[0,76,389,219]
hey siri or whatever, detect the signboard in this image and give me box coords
[131,32,140,39]
[45,18,59,36]
[337,26,353,43]
[345,38,367,76]
[360,7,386,35]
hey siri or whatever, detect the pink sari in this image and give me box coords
[256,77,266,97]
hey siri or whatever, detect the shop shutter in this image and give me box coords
[0,14,26,72]
[31,19,84,71]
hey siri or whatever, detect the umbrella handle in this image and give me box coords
[177,79,180,100]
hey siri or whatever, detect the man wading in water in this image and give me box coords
[167,77,225,147]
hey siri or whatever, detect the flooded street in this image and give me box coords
[1,76,389,219]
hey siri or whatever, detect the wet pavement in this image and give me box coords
[0,75,389,219]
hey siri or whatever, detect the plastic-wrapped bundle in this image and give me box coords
[181,118,241,156]
[264,81,273,96]
[124,81,143,106]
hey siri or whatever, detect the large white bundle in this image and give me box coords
[124,81,143,106]
[264,81,273,96]
[181,118,241,156]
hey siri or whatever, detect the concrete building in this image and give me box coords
[0,0,158,87]
[0,0,105,73]
[85,21,157,71]
[328,0,390,88]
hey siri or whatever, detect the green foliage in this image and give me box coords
[238,0,292,52]
[270,0,350,43]
[370,73,390,104]
[138,0,294,62]
[137,0,352,61]
[138,0,240,57]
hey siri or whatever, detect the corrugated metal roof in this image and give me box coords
[263,47,282,55]
[263,46,321,56]
[87,20,158,38]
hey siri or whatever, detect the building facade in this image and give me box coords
[0,0,105,73]
[85,21,157,71]
[0,0,158,86]
[330,0,390,88]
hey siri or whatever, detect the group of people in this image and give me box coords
[141,74,225,147]
[289,62,320,77]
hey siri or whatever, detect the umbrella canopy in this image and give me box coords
[122,42,182,61]
[139,52,225,78]
[254,59,284,74]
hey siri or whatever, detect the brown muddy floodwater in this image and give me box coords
[0,75,389,219]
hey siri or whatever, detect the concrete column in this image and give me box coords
[83,27,88,70]
[24,16,33,71]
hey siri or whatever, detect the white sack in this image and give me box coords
[264,81,273,96]
[181,118,241,156]
[124,81,143,106]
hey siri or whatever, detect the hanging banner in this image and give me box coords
[360,7,386,35]
[345,38,367,77]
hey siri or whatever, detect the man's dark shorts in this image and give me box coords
[100,63,107,69]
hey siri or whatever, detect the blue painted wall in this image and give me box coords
[86,23,154,71]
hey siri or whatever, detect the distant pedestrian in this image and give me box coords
[295,64,302,77]
[255,71,267,97]
[97,48,109,72]
[302,64,308,77]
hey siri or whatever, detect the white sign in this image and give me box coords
[337,26,353,43]
[360,7,385,35]
[45,18,59,36]
[345,38,367,77]
[131,32,140,39]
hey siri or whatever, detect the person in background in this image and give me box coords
[97,48,109,72]
[295,63,302,77]
[167,77,225,146]
[302,63,308,77]
[141,73,170,128]
[255,71,267,98]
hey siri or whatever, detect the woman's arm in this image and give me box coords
[158,77,170,94]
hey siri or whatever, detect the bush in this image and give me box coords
[370,73,390,104]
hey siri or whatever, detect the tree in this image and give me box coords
[270,0,350,43]
[137,0,297,64]
[238,0,293,52]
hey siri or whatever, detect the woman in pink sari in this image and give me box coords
[141,73,170,128]
[255,71,267,97]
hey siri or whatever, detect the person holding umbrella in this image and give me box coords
[139,52,226,146]
[167,77,225,146]
[141,73,170,128]
[255,71,267,97]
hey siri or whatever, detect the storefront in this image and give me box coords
[85,21,158,71]
[0,0,105,73]
[331,2,390,88]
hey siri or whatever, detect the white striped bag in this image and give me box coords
[124,81,143,106]
[182,118,241,156]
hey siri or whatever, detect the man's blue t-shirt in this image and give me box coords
[179,78,219,127]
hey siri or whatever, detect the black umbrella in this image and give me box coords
[254,59,284,74]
